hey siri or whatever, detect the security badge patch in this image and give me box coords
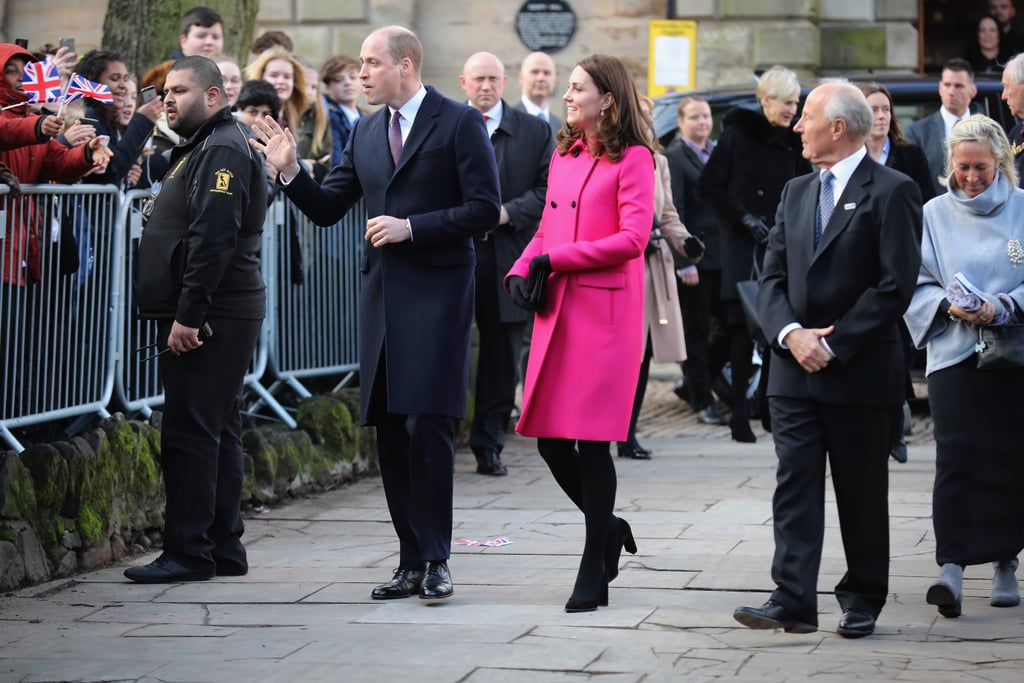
[211,168,234,195]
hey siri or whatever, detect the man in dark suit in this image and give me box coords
[251,26,500,603]
[734,81,921,638]
[905,58,976,197]
[459,51,554,476]
[515,51,561,136]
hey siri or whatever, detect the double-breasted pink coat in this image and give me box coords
[507,140,654,441]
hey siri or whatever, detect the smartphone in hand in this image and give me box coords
[58,37,75,53]
[141,86,158,104]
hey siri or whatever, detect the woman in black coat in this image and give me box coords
[698,66,811,442]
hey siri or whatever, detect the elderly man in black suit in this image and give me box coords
[734,80,921,638]
[459,51,554,475]
[251,26,500,603]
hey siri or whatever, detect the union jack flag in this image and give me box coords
[21,59,61,104]
[64,73,113,105]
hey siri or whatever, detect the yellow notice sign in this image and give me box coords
[648,20,697,99]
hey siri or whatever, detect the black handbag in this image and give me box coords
[735,245,766,345]
[975,324,1024,369]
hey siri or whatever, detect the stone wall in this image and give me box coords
[0,0,920,106]
[0,391,376,590]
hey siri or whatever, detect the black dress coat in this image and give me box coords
[664,136,720,271]
[698,107,810,303]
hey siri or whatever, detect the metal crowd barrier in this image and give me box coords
[261,194,362,400]
[1,184,367,452]
[0,184,122,450]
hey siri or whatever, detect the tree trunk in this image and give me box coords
[102,0,260,77]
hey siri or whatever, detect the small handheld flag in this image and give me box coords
[65,73,113,105]
[21,59,61,104]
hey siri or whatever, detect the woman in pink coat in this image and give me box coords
[505,54,654,613]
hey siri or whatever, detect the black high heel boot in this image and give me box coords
[605,517,637,583]
[565,570,609,612]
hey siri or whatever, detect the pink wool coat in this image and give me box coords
[508,140,654,441]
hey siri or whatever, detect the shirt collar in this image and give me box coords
[940,106,968,135]
[390,84,427,126]
[520,96,549,118]
[823,145,867,196]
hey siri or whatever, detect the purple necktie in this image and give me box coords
[389,109,403,165]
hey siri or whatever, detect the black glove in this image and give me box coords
[682,234,705,260]
[741,213,770,245]
[508,275,539,311]
[526,254,552,306]
[645,230,665,256]
[0,169,21,197]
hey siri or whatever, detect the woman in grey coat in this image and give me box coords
[904,114,1024,618]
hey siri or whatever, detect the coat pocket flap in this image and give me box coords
[577,271,625,289]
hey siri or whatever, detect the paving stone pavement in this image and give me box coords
[1,374,1022,683]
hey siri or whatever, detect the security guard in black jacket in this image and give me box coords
[126,56,267,583]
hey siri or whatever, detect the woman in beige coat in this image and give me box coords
[619,96,703,458]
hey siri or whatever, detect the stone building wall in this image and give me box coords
[0,0,920,105]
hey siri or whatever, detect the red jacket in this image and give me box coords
[0,43,96,286]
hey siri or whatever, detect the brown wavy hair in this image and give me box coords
[556,54,653,162]
[859,82,907,145]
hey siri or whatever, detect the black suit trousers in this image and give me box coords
[767,396,893,622]
[158,316,262,575]
[471,236,525,455]
[371,350,457,567]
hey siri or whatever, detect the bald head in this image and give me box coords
[460,51,506,112]
[519,51,556,106]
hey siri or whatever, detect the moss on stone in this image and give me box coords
[0,455,38,520]
[21,443,69,512]
[78,506,103,544]
[37,515,66,556]
[297,395,355,453]
[0,522,16,545]
[243,429,276,489]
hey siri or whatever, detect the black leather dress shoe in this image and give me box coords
[616,441,652,459]
[420,561,454,602]
[837,609,876,638]
[124,556,213,584]
[371,567,424,600]
[475,450,508,476]
[889,440,908,463]
[733,600,817,633]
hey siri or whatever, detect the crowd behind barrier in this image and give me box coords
[0,184,364,452]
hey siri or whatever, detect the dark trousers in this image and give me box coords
[471,238,525,455]
[767,396,893,623]
[625,334,653,443]
[158,316,262,575]
[371,351,457,567]
[678,268,727,410]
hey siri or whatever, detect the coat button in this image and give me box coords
[550,201,557,208]
[571,201,577,208]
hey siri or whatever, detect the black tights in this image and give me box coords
[537,438,616,599]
